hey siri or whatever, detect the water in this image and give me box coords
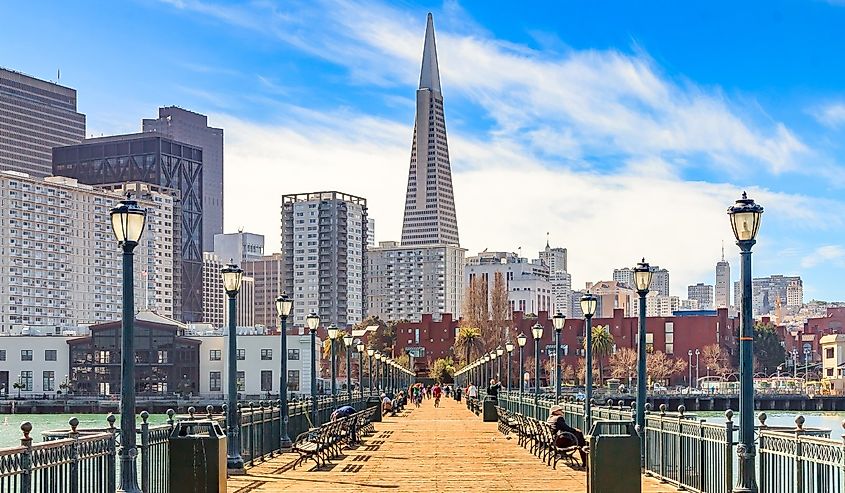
[696,411,845,433]
[0,413,171,448]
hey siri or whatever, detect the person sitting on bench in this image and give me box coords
[331,405,356,421]
[381,393,394,415]
[547,405,587,467]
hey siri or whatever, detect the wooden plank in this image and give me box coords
[228,397,677,492]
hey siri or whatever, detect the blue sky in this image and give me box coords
[3,1,845,300]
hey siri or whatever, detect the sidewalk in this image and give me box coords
[228,397,675,492]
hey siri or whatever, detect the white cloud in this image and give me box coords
[801,245,845,268]
[812,102,845,128]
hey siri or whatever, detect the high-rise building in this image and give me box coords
[0,68,86,177]
[143,107,223,248]
[367,218,376,247]
[715,245,731,309]
[367,241,464,322]
[736,275,803,315]
[282,191,367,327]
[787,279,804,307]
[688,283,714,310]
[400,14,459,247]
[632,292,674,317]
[0,171,168,333]
[214,232,264,264]
[243,253,284,330]
[464,252,552,315]
[613,265,669,296]
[52,134,204,322]
[539,242,567,273]
[202,252,254,328]
[550,271,572,317]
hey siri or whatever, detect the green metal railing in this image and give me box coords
[0,393,370,493]
[758,421,845,493]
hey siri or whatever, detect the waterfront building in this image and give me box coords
[820,334,845,394]
[715,246,731,309]
[243,253,285,330]
[281,191,367,328]
[394,314,461,375]
[214,231,264,263]
[367,241,465,322]
[0,171,168,334]
[400,14,459,247]
[143,106,223,247]
[688,283,714,310]
[0,332,73,397]
[52,134,204,322]
[0,68,85,177]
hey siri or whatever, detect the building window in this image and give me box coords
[826,348,835,359]
[0,350,6,361]
[209,371,222,392]
[157,351,168,364]
[236,371,245,391]
[44,350,57,362]
[287,370,300,391]
[261,349,272,360]
[209,350,222,361]
[21,350,33,361]
[96,351,111,364]
[260,370,273,392]
[237,349,246,360]
[43,371,55,392]
[20,371,33,391]
[287,349,300,360]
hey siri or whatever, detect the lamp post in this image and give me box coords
[804,347,811,377]
[374,353,382,392]
[580,294,597,430]
[496,347,504,383]
[695,349,700,389]
[327,325,339,408]
[367,349,375,395]
[633,258,653,450]
[553,312,564,403]
[490,351,497,382]
[792,349,798,378]
[688,349,693,388]
[505,342,514,391]
[532,323,543,418]
[343,332,353,401]
[728,191,764,493]
[517,333,527,414]
[356,342,365,397]
[306,312,320,426]
[275,293,294,451]
[221,262,244,472]
[110,198,147,493]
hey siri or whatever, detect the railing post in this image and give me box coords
[20,421,33,493]
[840,420,845,493]
[725,410,734,493]
[68,417,80,493]
[698,419,706,492]
[758,413,768,493]
[140,410,150,493]
[659,404,667,481]
[795,416,805,493]
[106,413,117,493]
[678,405,686,486]
[249,402,256,466]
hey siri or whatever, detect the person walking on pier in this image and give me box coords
[432,383,442,407]
[547,405,587,467]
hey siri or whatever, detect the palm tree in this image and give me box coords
[322,337,349,377]
[455,326,483,364]
[588,325,615,386]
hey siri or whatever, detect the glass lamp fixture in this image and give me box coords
[221,263,243,295]
[110,198,146,245]
[517,333,527,347]
[531,323,544,340]
[552,312,565,331]
[634,259,653,293]
[275,292,293,317]
[306,312,320,332]
[580,294,598,317]
[728,191,764,242]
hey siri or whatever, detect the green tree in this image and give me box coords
[588,325,615,386]
[431,357,456,383]
[455,326,483,364]
[754,321,785,374]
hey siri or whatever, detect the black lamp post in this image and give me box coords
[728,191,764,493]
[221,261,244,472]
[275,292,293,451]
[374,353,382,392]
[327,324,339,408]
[517,332,527,414]
[634,258,653,451]
[505,342,514,391]
[356,342,365,397]
[110,198,147,493]
[532,323,544,418]
[553,312,565,403]
[343,332,353,401]
[496,347,504,383]
[580,294,597,431]
[306,312,320,426]
[367,349,375,395]
[490,351,497,383]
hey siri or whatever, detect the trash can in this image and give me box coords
[587,420,641,493]
[482,395,498,422]
[168,420,227,492]
[455,387,462,402]
[366,396,383,422]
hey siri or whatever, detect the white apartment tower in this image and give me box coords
[688,283,714,310]
[400,14,459,247]
[715,245,731,309]
[282,191,367,328]
[202,252,255,328]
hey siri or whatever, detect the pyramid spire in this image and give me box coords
[419,13,442,93]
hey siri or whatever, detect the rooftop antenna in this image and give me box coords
[546,232,550,249]
[57,69,60,83]
[721,241,725,261]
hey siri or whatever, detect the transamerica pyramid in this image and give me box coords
[400,13,460,247]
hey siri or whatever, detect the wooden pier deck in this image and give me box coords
[228,397,675,492]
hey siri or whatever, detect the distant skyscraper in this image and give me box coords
[400,14,459,247]
[282,191,367,327]
[143,107,223,248]
[0,68,86,177]
[715,245,731,309]
[539,240,570,316]
[539,241,567,273]
[367,218,376,247]
[213,231,264,264]
[737,275,804,315]
[688,283,714,310]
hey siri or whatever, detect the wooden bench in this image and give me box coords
[496,408,581,470]
[291,408,378,469]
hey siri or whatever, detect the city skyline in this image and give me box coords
[3,2,845,300]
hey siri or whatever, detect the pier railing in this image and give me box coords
[0,392,370,493]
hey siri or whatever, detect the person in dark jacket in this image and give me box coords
[331,405,355,421]
[547,404,587,467]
